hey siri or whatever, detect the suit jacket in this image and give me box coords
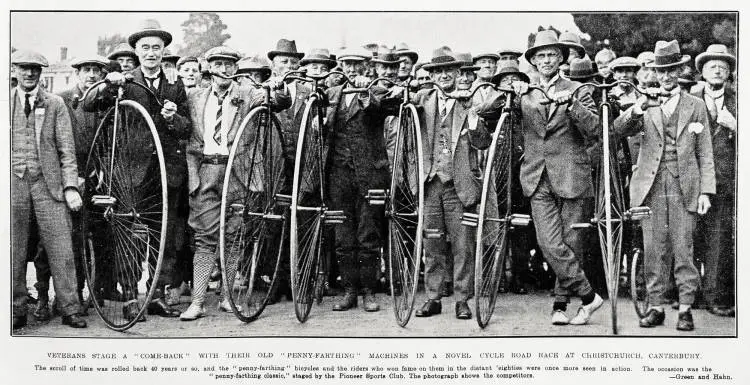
[411,88,492,208]
[83,67,190,188]
[324,85,393,190]
[57,84,103,172]
[516,77,600,199]
[690,83,735,193]
[185,83,291,195]
[11,87,78,201]
[277,81,313,159]
[613,90,716,212]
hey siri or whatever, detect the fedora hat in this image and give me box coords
[524,30,569,64]
[636,51,655,67]
[497,47,522,58]
[204,46,241,63]
[70,55,109,69]
[559,31,587,59]
[609,56,640,72]
[394,42,419,63]
[371,51,405,65]
[564,57,598,80]
[237,55,272,78]
[300,48,338,67]
[107,42,139,61]
[454,52,480,71]
[337,47,371,62]
[422,47,461,71]
[267,39,305,60]
[647,40,691,69]
[491,61,530,84]
[472,52,500,63]
[128,19,172,48]
[11,49,49,67]
[695,43,736,73]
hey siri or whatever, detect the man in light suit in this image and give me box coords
[180,46,290,320]
[614,40,715,331]
[691,44,736,318]
[393,48,491,320]
[500,30,604,326]
[11,50,87,329]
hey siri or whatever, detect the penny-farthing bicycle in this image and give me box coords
[569,81,667,334]
[213,71,300,322]
[362,77,425,327]
[286,70,346,323]
[80,78,168,331]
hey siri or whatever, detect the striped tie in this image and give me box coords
[214,93,226,146]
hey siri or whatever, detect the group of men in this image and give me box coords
[11,18,735,332]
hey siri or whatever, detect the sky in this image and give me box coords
[10,12,582,65]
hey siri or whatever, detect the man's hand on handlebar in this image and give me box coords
[104,71,126,87]
[550,90,573,105]
[266,75,284,91]
[352,75,370,88]
[511,80,529,96]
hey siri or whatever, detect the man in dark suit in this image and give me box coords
[83,19,190,321]
[179,46,290,320]
[325,47,391,312]
[400,48,491,320]
[504,30,604,326]
[11,50,87,329]
[691,44,735,318]
[614,40,716,331]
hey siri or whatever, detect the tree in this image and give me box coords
[572,13,737,58]
[177,12,231,57]
[97,34,128,56]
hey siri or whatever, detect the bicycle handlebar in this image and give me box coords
[82,76,165,108]
[208,70,300,89]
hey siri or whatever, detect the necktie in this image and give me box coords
[704,94,719,122]
[24,93,31,118]
[145,77,157,93]
[439,98,447,119]
[214,93,225,146]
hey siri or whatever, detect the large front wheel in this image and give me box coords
[219,106,286,323]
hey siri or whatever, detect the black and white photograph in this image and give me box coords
[3,3,747,384]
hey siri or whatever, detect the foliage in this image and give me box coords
[177,12,231,57]
[97,34,128,56]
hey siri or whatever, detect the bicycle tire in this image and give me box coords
[219,106,286,323]
[81,99,168,332]
[630,248,649,318]
[387,103,425,327]
[474,111,513,329]
[289,97,327,323]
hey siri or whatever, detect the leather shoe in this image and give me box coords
[455,301,471,320]
[708,306,735,318]
[33,299,51,321]
[676,310,695,331]
[415,300,441,317]
[570,293,604,325]
[13,315,27,329]
[62,314,87,328]
[180,304,206,321]
[332,291,358,311]
[551,310,569,325]
[363,293,380,312]
[147,298,181,317]
[123,302,146,322]
[639,308,665,328]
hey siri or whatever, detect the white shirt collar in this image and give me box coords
[17,85,39,99]
[704,85,725,100]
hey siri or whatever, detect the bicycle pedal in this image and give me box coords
[131,223,149,243]
[570,221,594,229]
[263,213,284,221]
[461,212,479,227]
[230,203,245,216]
[626,206,652,221]
[275,194,292,206]
[509,214,532,227]
[365,189,388,206]
[423,228,444,239]
[91,195,117,207]
[323,210,346,224]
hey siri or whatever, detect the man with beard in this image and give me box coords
[484,30,603,325]
[614,40,715,331]
[84,19,190,321]
[691,44,736,318]
[108,42,139,73]
[326,47,389,312]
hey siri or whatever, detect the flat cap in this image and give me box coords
[11,49,49,67]
[609,56,640,71]
[204,46,241,62]
[107,43,138,60]
[71,55,109,69]
[237,55,272,75]
[176,56,199,68]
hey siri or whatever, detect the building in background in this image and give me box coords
[40,47,75,92]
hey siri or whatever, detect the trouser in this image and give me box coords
[641,164,700,306]
[509,159,532,284]
[423,179,475,301]
[697,189,735,307]
[12,174,81,317]
[529,170,593,303]
[329,164,382,292]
